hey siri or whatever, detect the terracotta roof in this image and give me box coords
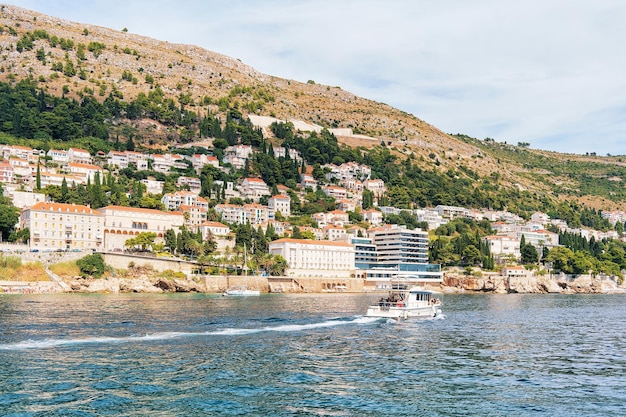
[68,162,102,170]
[99,205,182,216]
[202,221,229,228]
[29,202,101,215]
[271,238,353,247]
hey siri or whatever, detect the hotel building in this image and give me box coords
[20,202,104,251]
[98,205,184,251]
[269,238,355,278]
[354,225,442,287]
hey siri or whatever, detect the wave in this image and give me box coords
[0,316,381,351]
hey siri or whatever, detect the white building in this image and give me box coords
[176,176,202,194]
[20,202,104,251]
[362,209,383,226]
[361,225,443,284]
[268,194,291,218]
[99,205,184,251]
[483,235,521,260]
[323,225,347,241]
[47,149,69,164]
[0,161,14,184]
[322,185,348,200]
[269,238,355,278]
[141,177,165,195]
[435,205,471,219]
[200,221,231,239]
[161,191,209,211]
[67,148,92,164]
[240,178,270,202]
[415,208,446,230]
[3,189,46,209]
[68,162,103,183]
[363,179,386,196]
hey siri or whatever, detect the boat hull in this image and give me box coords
[365,305,441,320]
[224,289,260,296]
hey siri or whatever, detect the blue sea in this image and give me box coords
[0,292,624,416]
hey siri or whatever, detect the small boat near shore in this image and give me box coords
[366,284,442,320]
[223,286,260,296]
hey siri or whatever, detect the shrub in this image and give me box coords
[76,253,106,278]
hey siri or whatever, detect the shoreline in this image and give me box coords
[1,273,624,295]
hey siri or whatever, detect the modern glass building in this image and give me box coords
[353,226,442,286]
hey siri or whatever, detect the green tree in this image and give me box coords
[76,253,106,278]
[164,229,177,254]
[461,245,482,266]
[125,232,157,251]
[269,255,287,276]
[0,199,19,241]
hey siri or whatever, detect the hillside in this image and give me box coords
[1,4,625,212]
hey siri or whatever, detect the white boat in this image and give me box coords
[366,284,442,320]
[223,285,260,297]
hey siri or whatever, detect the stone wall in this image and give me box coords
[102,252,197,275]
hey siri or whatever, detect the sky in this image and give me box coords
[9,0,626,155]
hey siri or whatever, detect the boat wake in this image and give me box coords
[0,316,381,351]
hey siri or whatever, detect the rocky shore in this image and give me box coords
[442,273,626,294]
[3,272,624,295]
[62,273,626,294]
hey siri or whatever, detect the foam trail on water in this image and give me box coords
[0,317,379,350]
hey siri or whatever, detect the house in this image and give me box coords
[47,149,69,164]
[141,177,165,195]
[68,148,92,164]
[363,179,386,196]
[323,225,347,241]
[483,235,521,260]
[0,161,14,183]
[179,204,207,231]
[268,194,291,218]
[337,199,357,213]
[502,265,528,279]
[200,221,231,239]
[161,191,209,211]
[176,176,202,194]
[215,203,246,224]
[240,178,270,202]
[68,162,103,183]
[300,174,318,189]
[362,209,383,226]
[322,185,347,200]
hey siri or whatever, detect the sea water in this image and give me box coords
[0,293,624,416]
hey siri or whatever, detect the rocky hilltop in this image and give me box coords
[0,4,625,212]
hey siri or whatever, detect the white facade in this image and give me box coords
[240,178,270,202]
[200,221,231,240]
[268,195,291,217]
[161,191,208,211]
[4,189,46,209]
[269,238,355,278]
[20,202,104,251]
[483,235,521,259]
[99,205,184,251]
[68,162,103,183]
[141,178,165,195]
